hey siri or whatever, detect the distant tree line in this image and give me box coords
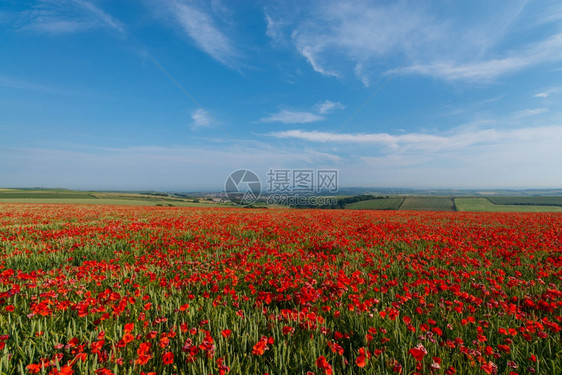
[292,195,388,209]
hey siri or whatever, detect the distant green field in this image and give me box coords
[0,198,225,206]
[0,191,96,199]
[454,198,562,212]
[3,189,562,211]
[346,197,404,210]
[0,189,230,207]
[0,198,233,207]
[487,196,562,206]
[399,197,455,211]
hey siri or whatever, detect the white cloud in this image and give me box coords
[73,0,124,33]
[21,0,124,35]
[397,33,562,81]
[264,124,562,188]
[288,2,430,79]
[190,108,213,129]
[534,88,558,98]
[170,1,240,67]
[353,63,371,87]
[512,108,549,118]
[27,20,88,33]
[265,12,285,44]
[316,100,344,114]
[269,129,465,150]
[260,110,323,124]
[528,2,562,27]
[259,100,343,124]
[267,125,562,155]
[3,124,560,190]
[358,125,562,188]
[296,45,338,77]
[269,1,562,84]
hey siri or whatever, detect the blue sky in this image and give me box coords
[1,0,561,191]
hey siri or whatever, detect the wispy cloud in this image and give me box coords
[20,0,125,35]
[265,11,285,45]
[267,125,562,155]
[73,0,125,33]
[6,124,558,190]
[26,19,87,34]
[512,108,549,118]
[274,1,437,82]
[316,100,344,114]
[268,1,562,84]
[259,100,343,124]
[268,129,457,150]
[167,1,240,67]
[263,123,562,188]
[295,45,339,77]
[356,125,562,188]
[190,108,213,129]
[0,74,62,93]
[260,110,323,124]
[397,33,562,81]
[534,88,558,98]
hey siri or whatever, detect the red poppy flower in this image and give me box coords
[124,323,134,333]
[480,361,497,374]
[221,329,232,338]
[252,336,272,356]
[162,352,174,365]
[26,364,42,374]
[135,354,152,366]
[356,348,370,368]
[316,356,333,375]
[409,344,427,361]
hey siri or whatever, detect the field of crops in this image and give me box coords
[454,198,562,212]
[346,198,404,210]
[0,204,560,374]
[399,197,455,211]
[343,196,562,212]
[0,190,222,207]
[0,191,97,200]
[486,197,562,207]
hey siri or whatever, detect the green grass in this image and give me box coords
[0,198,231,207]
[0,189,231,207]
[2,206,560,374]
[346,197,405,210]
[0,191,96,199]
[454,197,562,212]
[399,197,455,211]
[487,196,562,206]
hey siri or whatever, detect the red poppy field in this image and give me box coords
[0,204,560,375]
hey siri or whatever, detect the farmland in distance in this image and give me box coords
[345,197,405,210]
[398,197,455,211]
[454,197,562,212]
